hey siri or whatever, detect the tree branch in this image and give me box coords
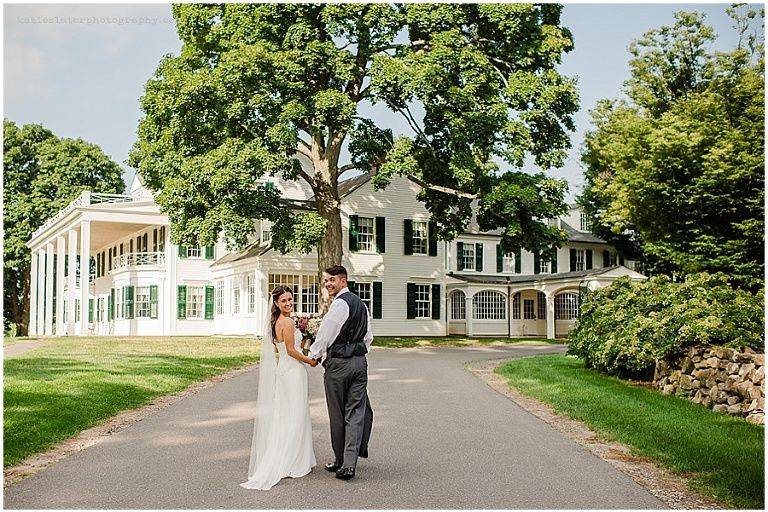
[338,163,359,174]
[406,174,478,200]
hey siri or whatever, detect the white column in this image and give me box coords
[28,251,39,336]
[465,290,473,337]
[67,229,77,335]
[546,292,556,340]
[36,248,45,337]
[56,236,66,335]
[164,232,176,335]
[79,221,91,334]
[44,242,54,335]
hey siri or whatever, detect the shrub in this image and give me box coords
[567,272,764,379]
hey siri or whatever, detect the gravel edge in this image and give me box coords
[3,362,258,488]
[466,357,727,510]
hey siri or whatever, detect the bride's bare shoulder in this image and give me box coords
[274,316,294,339]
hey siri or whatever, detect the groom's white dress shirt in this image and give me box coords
[309,287,373,362]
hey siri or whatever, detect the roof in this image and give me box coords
[559,220,607,244]
[210,240,271,267]
[447,265,622,285]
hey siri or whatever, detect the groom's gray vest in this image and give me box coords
[327,292,368,359]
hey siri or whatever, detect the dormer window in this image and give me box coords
[580,212,590,232]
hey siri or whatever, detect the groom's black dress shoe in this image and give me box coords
[335,467,355,480]
[325,462,342,472]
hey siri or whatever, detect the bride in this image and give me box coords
[241,285,317,490]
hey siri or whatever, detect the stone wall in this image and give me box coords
[654,345,764,425]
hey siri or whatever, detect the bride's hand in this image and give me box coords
[308,358,319,367]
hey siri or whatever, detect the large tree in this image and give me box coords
[579,7,764,290]
[3,120,124,335]
[129,3,579,281]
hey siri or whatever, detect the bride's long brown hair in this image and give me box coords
[270,285,294,341]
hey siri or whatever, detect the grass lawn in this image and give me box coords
[495,354,764,509]
[3,336,259,468]
[373,335,562,348]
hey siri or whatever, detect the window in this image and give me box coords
[75,299,81,322]
[159,226,166,252]
[233,284,241,315]
[356,283,372,313]
[97,297,105,322]
[262,229,271,243]
[575,249,586,271]
[414,284,431,318]
[512,292,520,320]
[540,257,551,274]
[580,212,590,232]
[609,252,618,266]
[187,246,202,258]
[462,244,475,271]
[247,274,256,313]
[186,286,205,319]
[450,291,466,320]
[502,251,515,272]
[215,280,224,316]
[301,275,319,314]
[473,291,506,320]
[136,287,151,318]
[555,292,580,320]
[357,216,374,252]
[537,291,546,321]
[412,221,428,255]
[523,299,535,320]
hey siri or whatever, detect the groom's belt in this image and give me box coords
[327,339,368,359]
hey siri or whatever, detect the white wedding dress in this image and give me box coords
[241,327,316,490]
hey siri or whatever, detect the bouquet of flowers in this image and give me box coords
[293,313,322,353]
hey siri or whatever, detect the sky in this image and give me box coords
[3,2,744,202]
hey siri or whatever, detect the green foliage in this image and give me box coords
[579,7,765,290]
[3,119,124,335]
[130,3,578,261]
[567,273,765,379]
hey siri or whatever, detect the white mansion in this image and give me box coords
[26,172,646,340]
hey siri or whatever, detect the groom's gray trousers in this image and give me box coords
[323,354,373,468]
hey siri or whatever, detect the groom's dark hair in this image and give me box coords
[325,265,348,279]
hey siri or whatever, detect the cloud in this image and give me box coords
[3,42,52,104]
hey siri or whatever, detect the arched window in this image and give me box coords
[555,292,580,320]
[473,291,507,320]
[450,291,466,320]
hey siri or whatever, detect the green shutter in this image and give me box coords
[347,281,357,295]
[570,249,577,271]
[177,285,187,319]
[125,285,135,319]
[178,245,187,258]
[265,181,275,190]
[375,217,385,254]
[153,229,158,252]
[428,221,437,256]
[457,242,464,270]
[88,298,94,323]
[515,248,522,273]
[349,215,359,252]
[534,253,541,274]
[205,245,214,260]
[372,281,382,319]
[403,219,413,255]
[108,288,114,321]
[551,248,558,274]
[431,284,440,320]
[150,285,158,319]
[406,283,416,319]
[619,255,625,266]
[603,250,610,267]
[586,249,593,270]
[205,285,214,319]
[496,244,503,272]
[475,243,483,272]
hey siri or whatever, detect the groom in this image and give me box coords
[309,265,374,481]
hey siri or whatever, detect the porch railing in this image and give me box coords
[112,252,166,270]
[31,191,135,240]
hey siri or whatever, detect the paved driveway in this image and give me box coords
[4,344,665,509]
